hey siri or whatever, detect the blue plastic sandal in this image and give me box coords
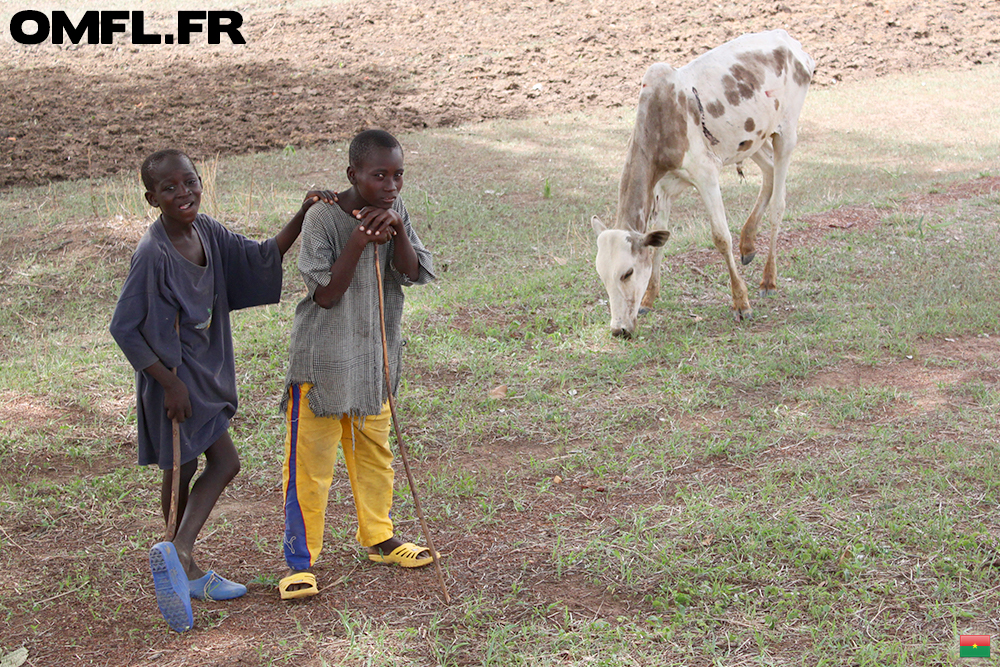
[188,571,248,601]
[149,542,193,633]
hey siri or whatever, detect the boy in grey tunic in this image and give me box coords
[279,130,435,600]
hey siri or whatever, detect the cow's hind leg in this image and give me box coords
[640,185,671,312]
[739,144,774,266]
[761,130,797,296]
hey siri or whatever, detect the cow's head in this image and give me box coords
[591,216,670,338]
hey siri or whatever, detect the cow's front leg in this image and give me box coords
[719,240,752,322]
[640,186,671,313]
[699,182,751,321]
[640,244,663,312]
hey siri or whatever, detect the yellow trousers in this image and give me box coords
[282,383,394,571]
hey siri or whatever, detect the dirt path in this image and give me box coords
[1,0,997,188]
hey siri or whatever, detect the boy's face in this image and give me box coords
[145,155,202,226]
[348,146,404,209]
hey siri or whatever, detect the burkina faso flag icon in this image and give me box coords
[960,635,990,658]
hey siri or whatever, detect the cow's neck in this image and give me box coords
[616,141,662,233]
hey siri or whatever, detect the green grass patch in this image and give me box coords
[2,66,999,666]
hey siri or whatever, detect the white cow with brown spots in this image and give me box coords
[592,30,814,337]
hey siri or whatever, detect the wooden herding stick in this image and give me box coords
[373,250,450,604]
[166,314,181,542]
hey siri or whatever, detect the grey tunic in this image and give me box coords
[283,197,434,417]
[110,214,283,469]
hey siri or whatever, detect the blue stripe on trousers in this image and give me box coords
[283,384,310,570]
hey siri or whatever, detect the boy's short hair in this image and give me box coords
[349,130,401,169]
[141,149,198,191]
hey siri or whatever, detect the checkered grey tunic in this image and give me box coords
[282,197,434,418]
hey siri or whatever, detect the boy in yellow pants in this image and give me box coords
[278,130,435,600]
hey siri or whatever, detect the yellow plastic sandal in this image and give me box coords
[279,571,319,600]
[368,542,435,568]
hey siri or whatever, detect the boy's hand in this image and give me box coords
[303,190,338,210]
[354,207,402,245]
[348,222,388,248]
[277,190,338,259]
[163,376,192,423]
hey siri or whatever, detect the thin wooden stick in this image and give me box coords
[166,314,181,542]
[373,250,450,604]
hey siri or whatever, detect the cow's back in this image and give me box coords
[676,30,814,166]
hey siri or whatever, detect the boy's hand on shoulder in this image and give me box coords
[354,206,402,245]
[277,191,337,258]
[302,190,338,211]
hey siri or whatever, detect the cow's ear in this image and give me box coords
[645,230,670,247]
[591,215,607,236]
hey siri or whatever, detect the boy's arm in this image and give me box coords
[311,224,376,308]
[387,222,419,281]
[274,190,338,258]
[110,265,191,422]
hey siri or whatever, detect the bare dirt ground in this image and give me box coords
[1,0,997,188]
[2,1,1000,665]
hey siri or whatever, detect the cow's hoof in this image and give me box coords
[741,252,756,266]
[759,288,776,298]
[611,328,633,340]
[733,307,754,322]
[638,307,651,316]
